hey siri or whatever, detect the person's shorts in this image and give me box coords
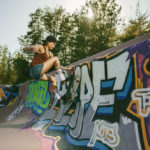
[29,64,44,80]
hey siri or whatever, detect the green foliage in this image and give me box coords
[19,0,121,65]
[1,0,149,84]
[0,46,15,84]
[0,46,31,84]
[84,0,121,53]
[19,8,45,45]
[12,53,31,84]
[0,46,11,84]
[120,2,150,42]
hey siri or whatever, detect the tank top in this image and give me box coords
[30,46,49,67]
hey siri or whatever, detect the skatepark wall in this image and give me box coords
[10,32,150,150]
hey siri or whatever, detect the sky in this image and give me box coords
[0,0,150,54]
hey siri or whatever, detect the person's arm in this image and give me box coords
[23,45,39,53]
[61,65,73,71]
[49,51,54,58]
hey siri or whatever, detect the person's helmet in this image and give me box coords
[44,35,57,43]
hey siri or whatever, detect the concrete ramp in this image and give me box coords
[0,33,150,150]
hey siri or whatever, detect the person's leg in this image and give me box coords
[41,57,65,81]
[40,74,60,100]
[41,74,57,89]
[41,57,60,74]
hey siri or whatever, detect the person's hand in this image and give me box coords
[61,66,74,71]
[67,66,74,71]
[33,46,39,53]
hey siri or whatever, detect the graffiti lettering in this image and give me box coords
[79,52,130,142]
[25,81,50,115]
[131,88,150,117]
[88,120,120,148]
[8,104,24,121]
[23,39,150,150]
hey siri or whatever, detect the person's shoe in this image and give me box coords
[55,92,61,100]
[56,69,66,82]
[59,73,66,82]
[53,89,61,100]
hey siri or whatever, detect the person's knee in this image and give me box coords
[53,57,60,69]
[53,56,59,62]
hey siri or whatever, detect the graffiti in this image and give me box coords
[8,103,24,121]
[25,81,51,115]
[43,51,133,149]
[32,120,49,130]
[131,88,150,117]
[88,120,120,148]
[7,89,24,121]
[21,39,150,150]
[121,116,131,125]
[126,40,150,150]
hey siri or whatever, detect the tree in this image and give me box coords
[79,0,121,54]
[0,45,14,84]
[67,0,121,60]
[120,2,150,42]
[0,45,31,84]
[18,0,121,65]
[12,52,31,84]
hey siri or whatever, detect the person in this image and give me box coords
[23,35,72,100]
[0,85,19,107]
[0,88,7,105]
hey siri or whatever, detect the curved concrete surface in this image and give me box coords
[0,33,150,150]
